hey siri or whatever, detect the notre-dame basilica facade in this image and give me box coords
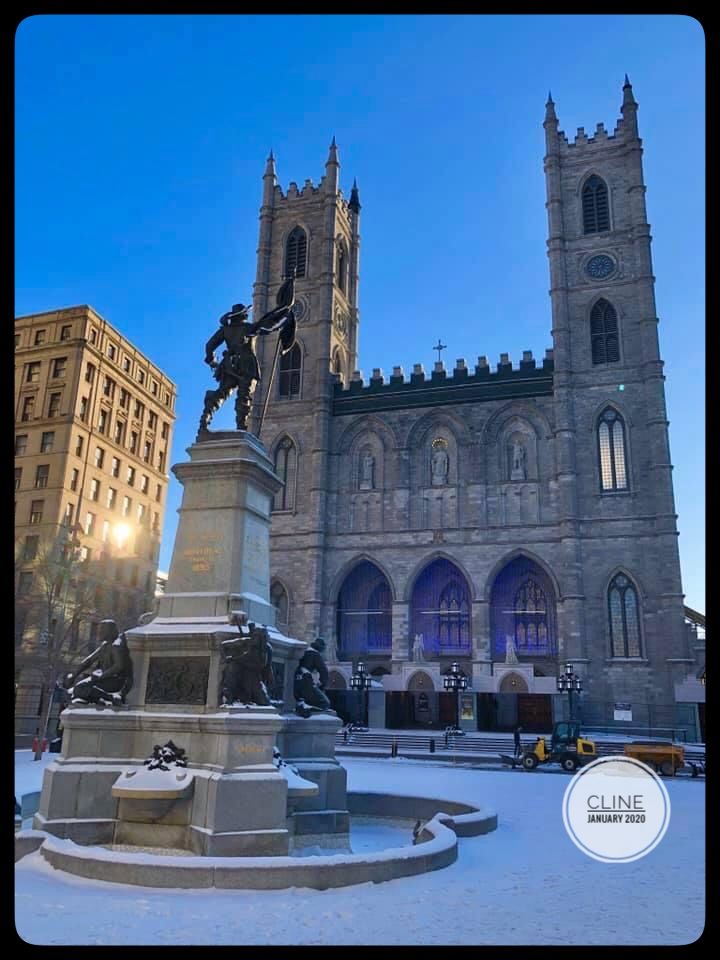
[249,79,700,736]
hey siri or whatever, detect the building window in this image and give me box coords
[75,436,84,457]
[97,408,108,433]
[143,440,152,463]
[103,376,116,399]
[278,344,302,399]
[272,436,297,511]
[598,408,628,492]
[148,411,157,431]
[114,419,126,445]
[137,503,147,524]
[95,446,105,468]
[18,571,34,596]
[155,484,162,502]
[90,478,100,501]
[79,396,89,421]
[89,328,97,344]
[101,519,110,542]
[336,561,393,657]
[284,226,307,279]
[111,456,120,478]
[29,500,44,524]
[336,243,347,294]
[130,431,138,454]
[15,333,21,348]
[122,496,132,517]
[21,396,35,421]
[48,392,61,418]
[34,329,46,345]
[107,342,117,361]
[137,369,145,386]
[590,299,620,364]
[14,467,22,490]
[85,362,96,384]
[127,466,135,486]
[60,325,72,341]
[107,486,117,509]
[119,388,130,409]
[15,434,28,456]
[40,431,54,452]
[141,474,149,494]
[70,468,79,491]
[35,464,49,488]
[134,400,145,421]
[271,581,290,631]
[513,579,550,653]
[161,421,169,440]
[152,511,160,533]
[157,450,165,472]
[52,357,67,378]
[64,502,74,526]
[123,356,131,372]
[582,174,610,234]
[26,361,41,383]
[24,534,40,561]
[23,534,40,563]
[151,380,158,397]
[609,573,642,657]
[85,511,96,536]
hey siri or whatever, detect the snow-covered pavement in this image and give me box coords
[15,756,704,945]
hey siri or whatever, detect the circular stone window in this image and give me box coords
[585,254,616,280]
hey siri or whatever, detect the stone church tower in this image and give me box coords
[246,84,698,737]
[249,141,361,639]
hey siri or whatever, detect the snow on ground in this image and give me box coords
[15,756,704,946]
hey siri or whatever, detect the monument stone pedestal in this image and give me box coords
[36,431,342,856]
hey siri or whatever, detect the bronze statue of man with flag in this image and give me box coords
[198,275,296,437]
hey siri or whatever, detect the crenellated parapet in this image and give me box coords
[333,349,554,415]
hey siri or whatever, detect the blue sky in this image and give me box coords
[15,14,705,612]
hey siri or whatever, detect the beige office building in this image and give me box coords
[14,305,177,717]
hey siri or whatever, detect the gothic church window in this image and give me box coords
[278,344,302,399]
[337,243,347,294]
[598,408,628,492]
[582,175,610,234]
[285,226,307,278]
[513,579,549,653]
[271,581,289,631]
[608,573,642,657]
[273,436,297,511]
[590,298,620,364]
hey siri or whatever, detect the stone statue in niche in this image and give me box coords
[219,613,274,706]
[412,634,426,662]
[510,441,526,481]
[294,638,334,718]
[431,440,449,486]
[66,619,134,706]
[505,635,519,664]
[359,449,375,490]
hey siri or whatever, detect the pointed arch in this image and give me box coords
[409,556,472,655]
[284,225,308,278]
[582,174,610,234]
[590,298,620,364]
[607,570,643,657]
[271,434,297,511]
[336,559,393,658]
[336,237,349,294]
[499,672,529,694]
[407,669,435,692]
[597,406,628,491]
[487,552,559,660]
[270,579,290,632]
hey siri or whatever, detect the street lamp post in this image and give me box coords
[556,661,582,722]
[350,660,372,727]
[443,661,468,731]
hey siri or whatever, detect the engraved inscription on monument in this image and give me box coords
[145,656,210,704]
[182,533,222,574]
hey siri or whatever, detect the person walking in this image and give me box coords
[514,725,523,758]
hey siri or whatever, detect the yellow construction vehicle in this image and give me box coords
[521,722,596,772]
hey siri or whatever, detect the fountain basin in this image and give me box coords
[19,791,496,889]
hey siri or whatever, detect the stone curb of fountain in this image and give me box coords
[16,793,497,890]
